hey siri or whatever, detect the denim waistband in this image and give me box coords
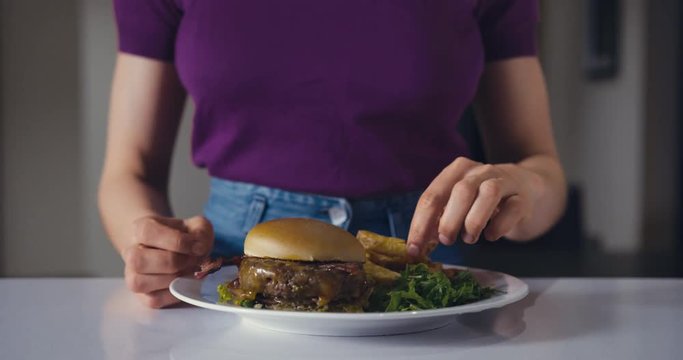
[207,177,423,234]
[210,177,347,208]
[209,177,422,212]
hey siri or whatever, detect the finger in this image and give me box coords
[407,157,479,256]
[152,216,188,231]
[462,178,517,244]
[482,195,526,241]
[133,217,196,255]
[463,163,499,178]
[437,177,480,245]
[183,216,215,256]
[124,245,193,274]
[407,191,444,257]
[137,289,180,309]
[438,165,514,245]
[125,268,178,294]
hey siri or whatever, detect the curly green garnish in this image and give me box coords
[367,263,499,312]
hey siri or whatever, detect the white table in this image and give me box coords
[1,278,681,359]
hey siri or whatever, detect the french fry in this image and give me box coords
[356,230,429,270]
[366,252,407,272]
[356,230,462,281]
[363,260,400,285]
[357,230,407,257]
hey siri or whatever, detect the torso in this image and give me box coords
[174,0,484,197]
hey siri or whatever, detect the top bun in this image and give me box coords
[244,218,365,262]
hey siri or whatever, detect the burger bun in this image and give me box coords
[244,218,365,262]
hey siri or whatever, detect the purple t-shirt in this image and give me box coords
[114,0,538,198]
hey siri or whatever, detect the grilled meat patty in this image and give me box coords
[230,256,369,310]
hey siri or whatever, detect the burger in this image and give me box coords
[219,218,370,312]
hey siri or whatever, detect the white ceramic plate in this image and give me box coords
[170,265,528,336]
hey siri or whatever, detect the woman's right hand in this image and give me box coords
[122,215,214,308]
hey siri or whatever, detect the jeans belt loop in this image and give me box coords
[328,198,353,230]
[241,193,267,233]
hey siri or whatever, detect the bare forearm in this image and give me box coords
[98,174,172,255]
[100,55,187,256]
[506,154,567,241]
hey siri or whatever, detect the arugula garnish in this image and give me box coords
[367,263,499,312]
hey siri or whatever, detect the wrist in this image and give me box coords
[506,157,566,241]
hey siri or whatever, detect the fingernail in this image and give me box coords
[462,233,474,244]
[192,242,206,256]
[407,244,420,257]
[438,233,451,245]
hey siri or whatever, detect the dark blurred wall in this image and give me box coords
[0,1,4,274]
[0,1,83,276]
[541,0,649,254]
[643,0,680,253]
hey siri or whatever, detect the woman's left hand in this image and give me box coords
[405,58,567,257]
[406,156,544,257]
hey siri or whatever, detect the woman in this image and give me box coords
[100,0,566,308]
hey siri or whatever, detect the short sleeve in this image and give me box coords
[113,0,183,62]
[475,0,539,62]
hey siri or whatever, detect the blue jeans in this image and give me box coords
[204,178,461,264]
